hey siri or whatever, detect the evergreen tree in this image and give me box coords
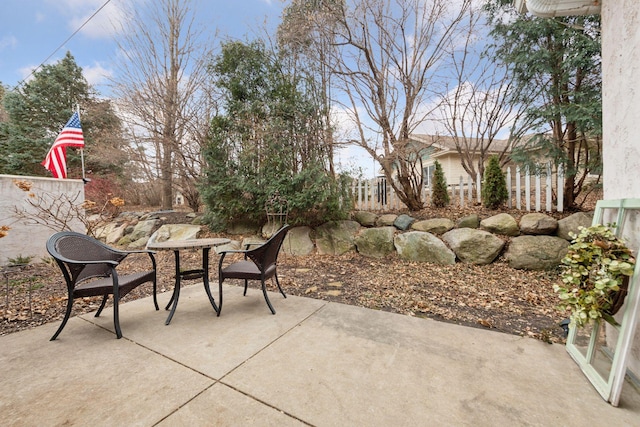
[431,160,449,208]
[0,52,91,176]
[200,41,350,230]
[482,156,509,209]
[485,1,601,209]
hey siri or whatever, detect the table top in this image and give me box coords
[147,237,231,251]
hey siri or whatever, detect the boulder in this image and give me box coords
[315,220,361,255]
[557,211,593,240]
[129,219,159,242]
[147,224,201,244]
[261,222,286,238]
[105,222,129,245]
[519,213,558,235]
[394,231,455,265]
[376,214,398,227]
[354,227,396,258]
[282,226,315,256]
[127,237,150,249]
[94,222,120,241]
[480,213,520,236]
[352,211,378,227]
[393,214,415,231]
[442,228,505,265]
[456,214,480,229]
[504,235,569,270]
[411,218,455,234]
[227,218,260,235]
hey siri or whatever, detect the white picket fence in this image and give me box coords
[352,162,565,212]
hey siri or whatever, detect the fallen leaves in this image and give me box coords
[1,237,567,344]
[281,252,567,344]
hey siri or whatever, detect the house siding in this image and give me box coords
[602,1,640,379]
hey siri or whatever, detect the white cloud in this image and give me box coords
[17,64,39,83]
[83,62,112,86]
[0,35,17,51]
[45,0,132,39]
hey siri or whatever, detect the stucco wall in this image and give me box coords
[0,175,85,266]
[602,2,640,377]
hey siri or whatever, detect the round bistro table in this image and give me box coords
[147,238,230,325]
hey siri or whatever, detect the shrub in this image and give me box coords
[481,156,509,209]
[431,160,449,208]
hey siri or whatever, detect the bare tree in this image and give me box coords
[111,0,215,210]
[436,5,533,180]
[277,0,344,178]
[297,0,472,210]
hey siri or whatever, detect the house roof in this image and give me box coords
[409,134,513,158]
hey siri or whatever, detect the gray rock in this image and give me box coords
[480,213,520,236]
[520,213,558,235]
[394,214,415,230]
[394,231,455,265]
[94,222,119,241]
[557,212,593,240]
[215,240,241,254]
[457,214,480,229]
[241,236,265,249]
[227,218,260,235]
[504,235,569,270]
[442,228,505,265]
[105,223,129,245]
[352,211,378,227]
[127,236,150,249]
[315,220,361,255]
[261,222,286,238]
[282,226,314,256]
[412,218,455,234]
[129,219,159,241]
[354,227,396,258]
[376,214,398,226]
[147,224,201,244]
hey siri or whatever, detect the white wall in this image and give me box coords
[602,1,640,377]
[0,175,85,266]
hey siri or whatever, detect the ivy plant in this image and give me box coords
[554,224,636,328]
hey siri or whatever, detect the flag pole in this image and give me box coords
[77,104,87,184]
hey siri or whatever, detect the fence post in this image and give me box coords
[535,169,541,212]
[506,167,512,209]
[458,176,464,207]
[525,165,531,211]
[546,161,552,212]
[516,166,521,210]
[557,164,564,213]
[476,172,482,204]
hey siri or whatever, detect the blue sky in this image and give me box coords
[0,0,284,93]
[0,0,378,177]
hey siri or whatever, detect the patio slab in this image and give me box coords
[0,283,639,426]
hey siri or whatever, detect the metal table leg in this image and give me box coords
[165,249,181,325]
[202,247,219,314]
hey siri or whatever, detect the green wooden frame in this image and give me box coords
[565,198,640,406]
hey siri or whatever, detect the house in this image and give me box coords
[407,134,513,187]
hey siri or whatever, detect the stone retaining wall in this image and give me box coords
[99,210,594,271]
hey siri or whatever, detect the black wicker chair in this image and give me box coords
[47,231,159,340]
[218,225,290,315]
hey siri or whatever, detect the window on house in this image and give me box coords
[423,165,435,188]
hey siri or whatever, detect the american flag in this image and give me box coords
[42,111,85,179]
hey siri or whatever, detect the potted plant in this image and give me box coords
[554,224,636,328]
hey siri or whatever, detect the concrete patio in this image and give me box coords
[1,283,639,426]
